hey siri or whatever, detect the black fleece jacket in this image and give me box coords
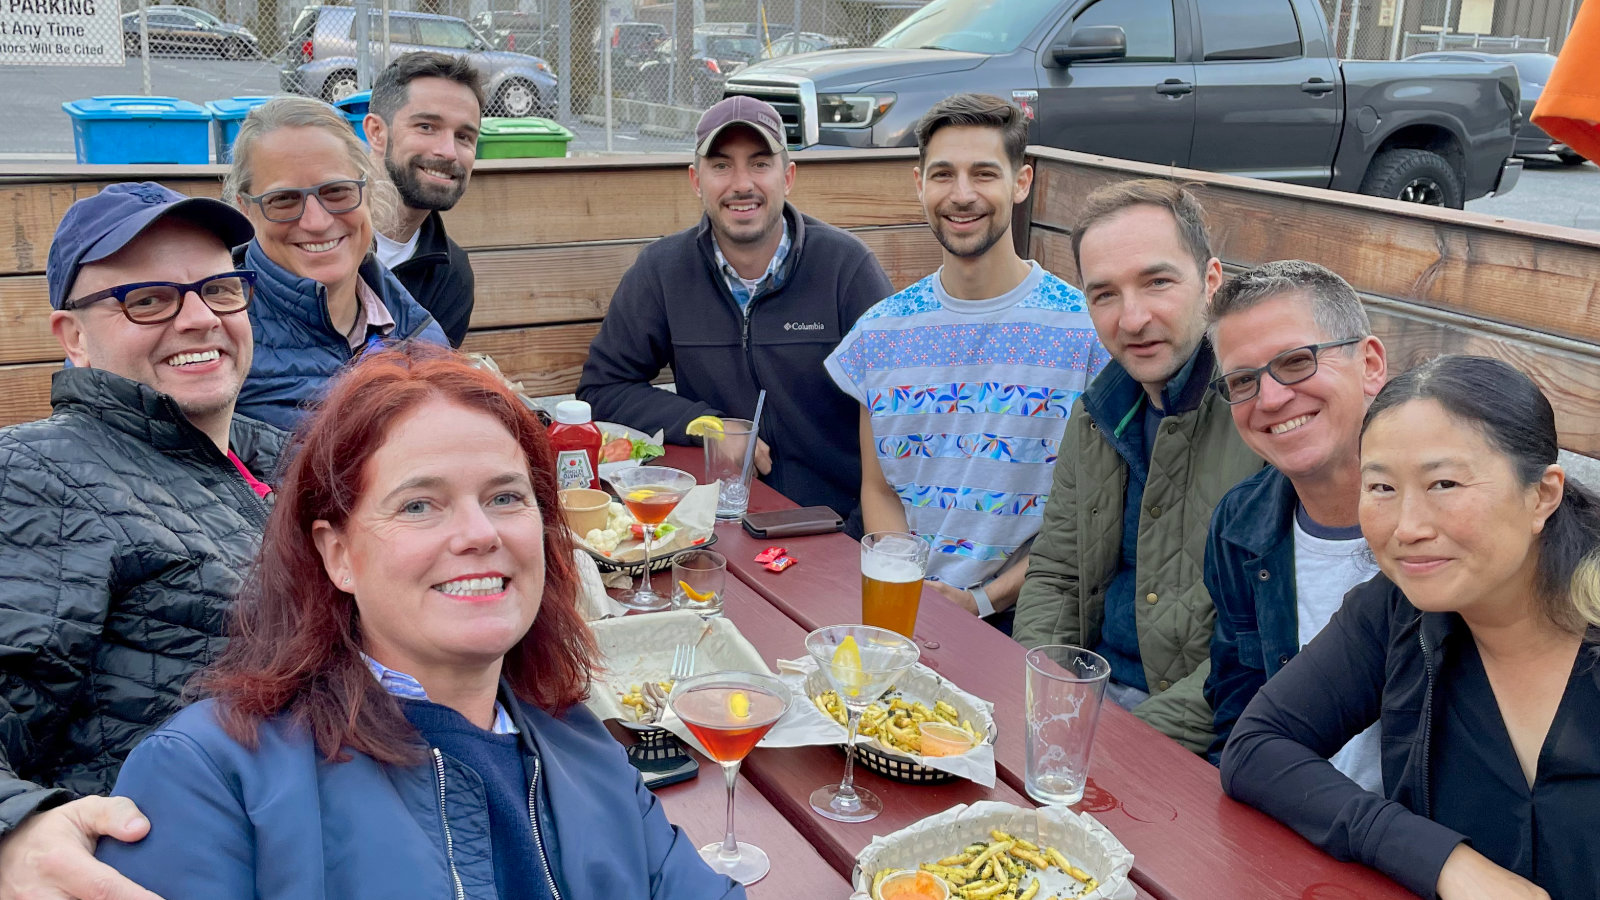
[577,204,892,519]
[392,210,475,347]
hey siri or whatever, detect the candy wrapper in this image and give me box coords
[851,801,1136,900]
[777,657,998,788]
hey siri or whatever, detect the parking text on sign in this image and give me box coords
[1,0,122,65]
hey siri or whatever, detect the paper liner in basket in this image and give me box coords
[777,656,998,788]
[852,801,1136,900]
[585,611,834,755]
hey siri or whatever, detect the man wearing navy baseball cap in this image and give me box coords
[579,96,893,523]
[0,182,288,899]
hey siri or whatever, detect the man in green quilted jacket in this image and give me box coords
[1013,180,1263,754]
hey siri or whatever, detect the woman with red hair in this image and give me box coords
[95,345,743,899]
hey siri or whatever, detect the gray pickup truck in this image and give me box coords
[725,0,1522,208]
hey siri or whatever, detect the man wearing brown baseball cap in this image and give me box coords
[580,96,893,524]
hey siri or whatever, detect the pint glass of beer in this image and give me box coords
[860,532,930,638]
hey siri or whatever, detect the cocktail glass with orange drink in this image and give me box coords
[860,532,930,638]
[669,670,792,884]
[609,465,696,611]
[805,624,920,823]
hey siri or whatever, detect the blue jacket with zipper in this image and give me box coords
[96,692,744,900]
[236,239,449,432]
[1202,465,1303,764]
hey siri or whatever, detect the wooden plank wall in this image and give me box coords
[9,148,1600,451]
[1025,148,1600,457]
[0,150,940,426]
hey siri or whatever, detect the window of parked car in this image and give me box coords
[1072,0,1176,63]
[414,18,480,50]
[1195,0,1302,61]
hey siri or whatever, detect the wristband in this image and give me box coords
[970,583,995,617]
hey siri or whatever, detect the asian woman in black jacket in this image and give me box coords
[1221,355,1599,900]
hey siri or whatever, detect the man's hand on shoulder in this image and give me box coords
[0,796,161,900]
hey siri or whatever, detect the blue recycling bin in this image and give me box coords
[335,91,371,144]
[61,96,211,165]
[205,96,272,163]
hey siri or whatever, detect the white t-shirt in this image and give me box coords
[374,229,421,270]
[1293,506,1385,793]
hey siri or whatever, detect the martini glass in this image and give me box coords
[669,670,792,885]
[609,465,696,611]
[805,624,920,823]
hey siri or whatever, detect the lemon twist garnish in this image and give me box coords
[678,580,716,603]
[728,691,750,719]
[831,635,866,698]
[686,415,725,440]
[626,488,658,501]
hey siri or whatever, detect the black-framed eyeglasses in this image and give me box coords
[62,271,257,325]
[1211,337,1363,404]
[238,178,366,223]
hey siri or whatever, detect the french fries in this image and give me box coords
[865,831,1100,900]
[812,689,985,756]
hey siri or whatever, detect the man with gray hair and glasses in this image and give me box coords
[1202,260,1389,784]
[0,182,287,899]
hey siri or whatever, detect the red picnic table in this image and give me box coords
[654,444,1417,900]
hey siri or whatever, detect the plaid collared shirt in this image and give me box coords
[363,654,518,735]
[712,220,790,311]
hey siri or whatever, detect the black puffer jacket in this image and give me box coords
[0,367,286,837]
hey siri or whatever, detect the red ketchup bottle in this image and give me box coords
[547,400,603,491]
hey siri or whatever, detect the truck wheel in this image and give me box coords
[1558,150,1589,167]
[1358,148,1464,209]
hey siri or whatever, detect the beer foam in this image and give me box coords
[863,554,923,584]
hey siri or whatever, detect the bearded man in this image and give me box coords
[365,51,482,347]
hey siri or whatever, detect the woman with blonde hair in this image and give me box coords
[225,97,448,430]
[1223,355,1600,900]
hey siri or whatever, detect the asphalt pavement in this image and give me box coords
[1465,155,1600,232]
[2,57,1593,232]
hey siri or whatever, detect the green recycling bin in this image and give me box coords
[477,117,573,159]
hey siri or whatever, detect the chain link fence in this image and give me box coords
[1317,0,1581,61]
[0,0,918,159]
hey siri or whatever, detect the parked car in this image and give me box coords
[121,6,260,59]
[632,47,727,107]
[695,32,762,73]
[1406,51,1583,166]
[471,11,558,59]
[281,6,556,117]
[759,32,851,60]
[726,0,1522,208]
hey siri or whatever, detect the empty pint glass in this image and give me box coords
[860,532,929,639]
[1024,645,1111,806]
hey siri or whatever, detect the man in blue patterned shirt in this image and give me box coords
[825,94,1111,634]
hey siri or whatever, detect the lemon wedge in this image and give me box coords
[686,415,725,440]
[728,691,750,719]
[678,580,716,603]
[831,635,866,698]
